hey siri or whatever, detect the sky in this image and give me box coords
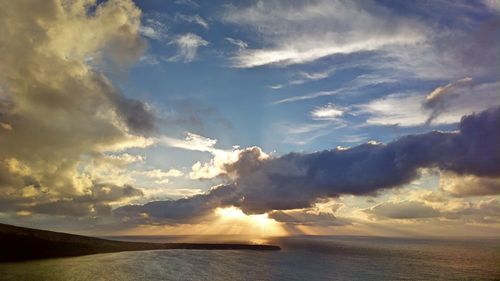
[0,0,499,238]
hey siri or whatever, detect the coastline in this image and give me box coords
[0,223,280,262]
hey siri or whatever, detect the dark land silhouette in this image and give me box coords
[0,223,280,262]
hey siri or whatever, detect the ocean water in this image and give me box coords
[0,236,498,281]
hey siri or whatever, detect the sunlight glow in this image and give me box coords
[216,206,247,219]
[215,206,286,237]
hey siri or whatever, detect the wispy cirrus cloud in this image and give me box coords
[273,74,398,104]
[139,18,168,41]
[225,37,248,50]
[160,132,220,154]
[176,13,209,29]
[174,0,200,9]
[169,33,208,63]
[275,120,346,145]
[269,67,338,90]
[222,0,426,68]
[289,68,337,85]
[357,93,428,127]
[357,80,500,127]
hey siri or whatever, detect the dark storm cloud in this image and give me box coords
[114,184,237,223]
[114,95,156,135]
[116,107,500,222]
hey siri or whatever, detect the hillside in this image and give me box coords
[0,223,280,262]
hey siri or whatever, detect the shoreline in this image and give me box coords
[0,223,280,262]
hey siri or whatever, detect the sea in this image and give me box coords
[0,236,498,281]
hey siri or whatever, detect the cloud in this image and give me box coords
[174,0,200,9]
[0,0,154,216]
[269,84,284,90]
[287,68,337,86]
[169,33,208,62]
[484,0,500,12]
[423,77,473,125]
[364,192,500,224]
[134,168,183,185]
[273,74,398,104]
[443,198,500,224]
[274,90,345,104]
[425,78,473,106]
[439,172,500,197]
[378,14,500,80]
[159,132,258,180]
[7,182,143,217]
[310,104,344,121]
[139,18,168,41]
[357,81,500,127]
[160,132,220,154]
[140,169,183,179]
[365,201,440,219]
[269,209,351,226]
[115,96,155,135]
[142,187,203,200]
[225,38,248,50]
[221,0,499,93]
[114,184,237,224]
[277,122,335,145]
[357,93,429,127]
[222,0,425,67]
[189,161,224,180]
[160,98,233,133]
[296,71,332,82]
[338,134,368,144]
[116,107,500,221]
[176,14,209,29]
[189,146,269,180]
[104,153,145,165]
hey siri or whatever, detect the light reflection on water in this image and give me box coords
[0,236,498,281]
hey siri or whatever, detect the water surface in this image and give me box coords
[1,236,498,280]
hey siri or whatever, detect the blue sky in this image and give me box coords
[120,0,499,187]
[0,0,499,236]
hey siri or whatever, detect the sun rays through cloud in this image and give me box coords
[0,0,498,241]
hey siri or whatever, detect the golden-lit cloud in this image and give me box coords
[439,172,500,197]
[1,1,498,240]
[0,0,152,216]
